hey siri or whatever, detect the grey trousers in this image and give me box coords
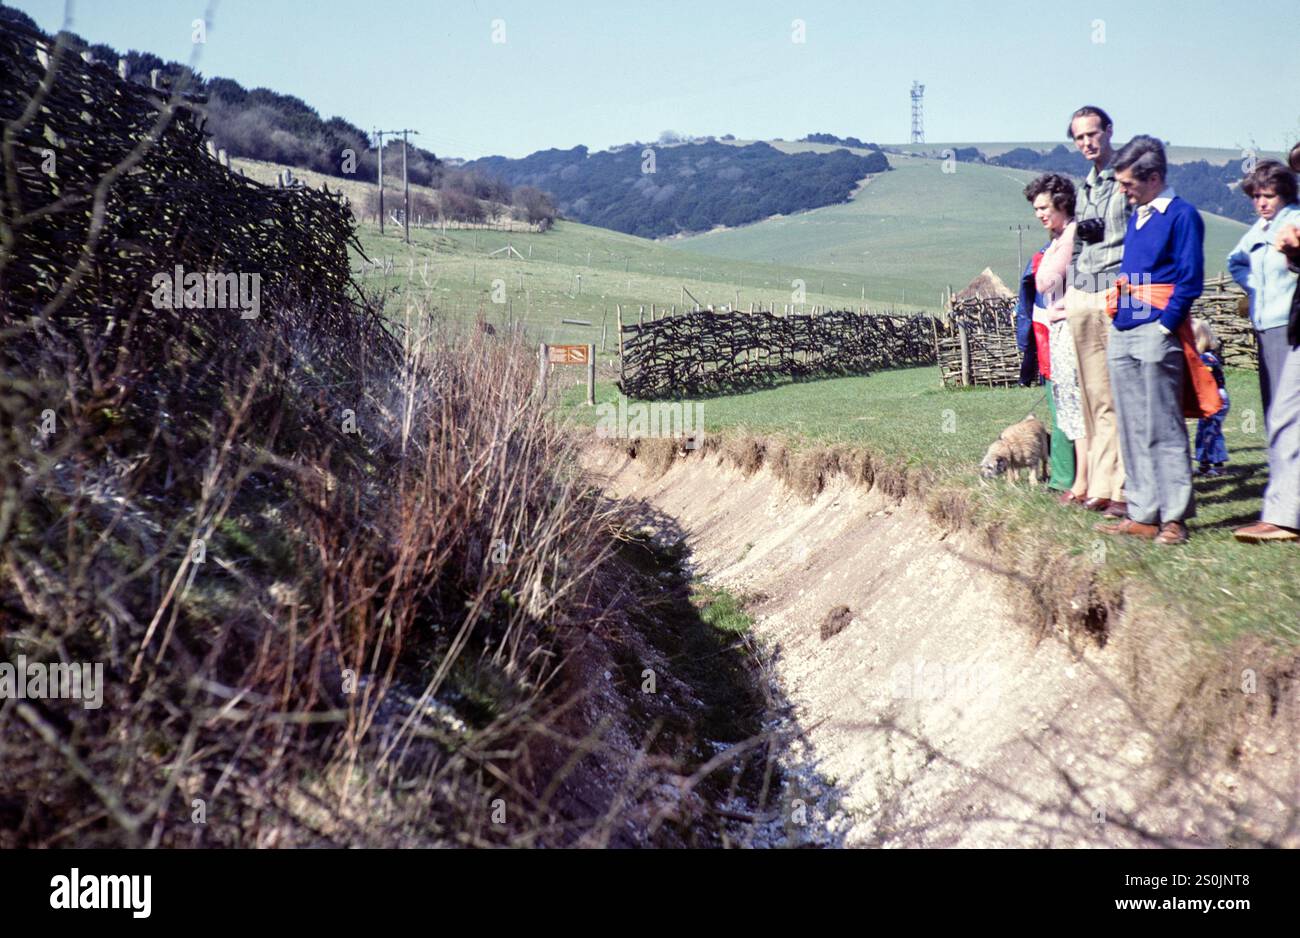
[1107,321,1195,524]
[1261,342,1300,529]
[1257,326,1291,431]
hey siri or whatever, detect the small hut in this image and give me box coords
[952,267,1015,305]
[935,268,1021,387]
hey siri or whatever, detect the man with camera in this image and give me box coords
[1063,105,1131,518]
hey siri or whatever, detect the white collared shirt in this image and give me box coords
[1136,187,1177,229]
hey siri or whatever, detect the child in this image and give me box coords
[1192,319,1229,477]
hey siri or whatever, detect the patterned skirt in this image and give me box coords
[1048,317,1086,441]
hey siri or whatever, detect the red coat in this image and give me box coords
[1028,249,1052,380]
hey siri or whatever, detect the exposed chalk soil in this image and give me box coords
[585,441,1300,848]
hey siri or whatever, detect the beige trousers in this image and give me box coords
[1065,288,1126,502]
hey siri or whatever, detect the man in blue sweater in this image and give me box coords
[1095,135,1204,545]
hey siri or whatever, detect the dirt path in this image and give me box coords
[585,444,1299,848]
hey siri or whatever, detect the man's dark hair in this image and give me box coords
[1067,105,1113,140]
[1289,141,1300,174]
[1024,172,1077,217]
[1113,134,1167,182]
[1241,159,1299,204]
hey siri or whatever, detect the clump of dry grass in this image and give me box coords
[764,441,790,484]
[786,449,838,502]
[724,436,767,477]
[872,460,911,502]
[634,437,681,477]
[0,280,783,846]
[819,605,854,641]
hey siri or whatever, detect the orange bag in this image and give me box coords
[1105,279,1223,419]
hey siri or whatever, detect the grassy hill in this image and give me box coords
[683,151,1248,298]
[352,218,913,349]
[245,141,1252,349]
[882,141,1286,165]
[232,157,442,213]
[460,140,885,239]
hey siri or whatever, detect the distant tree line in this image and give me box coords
[955,143,1257,224]
[801,133,881,150]
[464,140,889,239]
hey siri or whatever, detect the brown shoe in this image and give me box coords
[1094,518,1158,539]
[1058,491,1085,506]
[1155,521,1189,545]
[1103,500,1128,518]
[1233,522,1300,543]
[1083,497,1112,512]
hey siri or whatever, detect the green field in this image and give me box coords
[351,157,1245,352]
[352,218,929,348]
[681,153,1247,302]
[562,366,1298,646]
[320,134,1255,351]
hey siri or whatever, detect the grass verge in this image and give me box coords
[561,364,1298,647]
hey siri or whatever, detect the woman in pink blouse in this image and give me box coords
[1025,173,1089,503]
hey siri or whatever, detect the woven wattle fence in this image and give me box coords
[1195,273,1255,370]
[934,275,1259,388]
[935,298,1020,388]
[0,18,367,326]
[617,308,939,399]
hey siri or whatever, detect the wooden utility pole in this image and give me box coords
[377,129,419,242]
[1010,224,1030,271]
[375,130,385,235]
[402,130,410,243]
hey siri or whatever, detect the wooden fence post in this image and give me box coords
[930,315,943,387]
[959,323,971,387]
[586,344,596,406]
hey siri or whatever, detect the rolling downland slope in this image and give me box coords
[684,150,1248,302]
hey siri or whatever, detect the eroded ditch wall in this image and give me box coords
[586,442,1299,847]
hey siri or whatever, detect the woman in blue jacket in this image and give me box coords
[1227,160,1300,428]
[1233,154,1300,542]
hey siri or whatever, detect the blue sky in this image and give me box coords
[9,0,1298,160]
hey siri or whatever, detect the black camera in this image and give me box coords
[1077,218,1105,245]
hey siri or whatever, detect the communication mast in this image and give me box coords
[910,81,925,144]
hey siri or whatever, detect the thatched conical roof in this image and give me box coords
[954,267,1015,303]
